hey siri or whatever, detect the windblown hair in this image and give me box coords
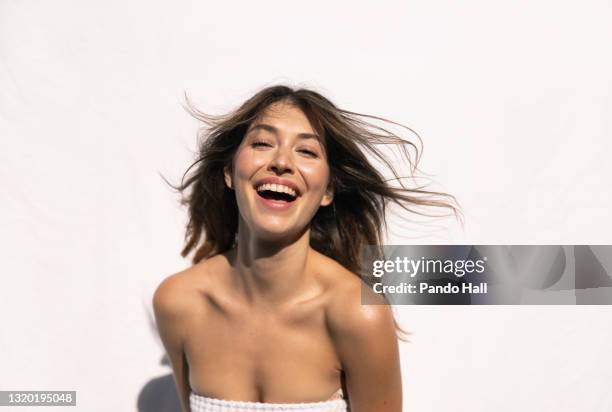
[175,84,458,284]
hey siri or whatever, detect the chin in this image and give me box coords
[255,227,296,241]
[252,223,306,243]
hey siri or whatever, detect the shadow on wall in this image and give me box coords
[138,304,181,412]
[137,364,181,412]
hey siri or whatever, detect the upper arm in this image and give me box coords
[153,274,192,412]
[327,284,402,412]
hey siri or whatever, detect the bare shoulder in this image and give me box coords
[152,254,228,319]
[152,259,228,412]
[313,251,395,341]
[152,272,196,330]
[316,252,402,410]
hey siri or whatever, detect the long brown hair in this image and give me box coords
[173,85,458,336]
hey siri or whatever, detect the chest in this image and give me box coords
[184,303,342,399]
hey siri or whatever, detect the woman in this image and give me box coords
[153,85,456,412]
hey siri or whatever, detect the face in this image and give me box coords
[225,101,333,241]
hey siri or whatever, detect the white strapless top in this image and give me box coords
[190,391,348,412]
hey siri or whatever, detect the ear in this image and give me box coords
[223,165,233,189]
[320,186,334,207]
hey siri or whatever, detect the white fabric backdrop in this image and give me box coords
[1,1,611,411]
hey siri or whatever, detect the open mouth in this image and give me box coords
[255,183,299,203]
[256,189,297,203]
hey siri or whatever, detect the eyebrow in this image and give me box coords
[247,123,320,141]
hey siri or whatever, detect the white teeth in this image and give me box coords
[256,183,297,197]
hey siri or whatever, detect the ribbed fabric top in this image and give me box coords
[190,392,348,412]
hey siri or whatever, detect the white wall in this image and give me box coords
[1,0,611,411]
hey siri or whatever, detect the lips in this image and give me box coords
[253,177,302,197]
[253,178,300,210]
[255,190,297,211]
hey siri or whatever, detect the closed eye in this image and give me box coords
[251,141,272,148]
[298,149,318,158]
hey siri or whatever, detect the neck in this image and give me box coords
[231,223,313,306]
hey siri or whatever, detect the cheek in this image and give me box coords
[233,149,267,179]
[300,163,330,191]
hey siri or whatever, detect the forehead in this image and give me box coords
[250,102,318,137]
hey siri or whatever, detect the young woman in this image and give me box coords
[153,85,456,412]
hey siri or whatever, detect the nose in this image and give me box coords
[268,146,294,175]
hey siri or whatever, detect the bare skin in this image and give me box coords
[153,102,402,412]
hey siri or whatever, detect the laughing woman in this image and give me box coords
[153,85,456,412]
